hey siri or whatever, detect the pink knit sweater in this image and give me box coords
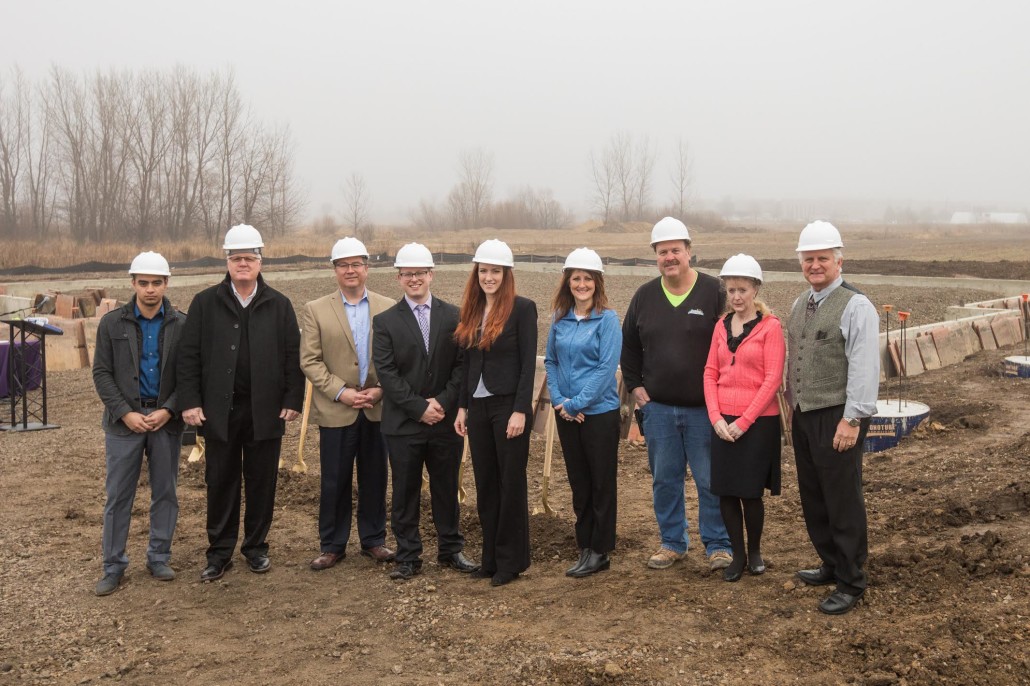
[703,313,785,432]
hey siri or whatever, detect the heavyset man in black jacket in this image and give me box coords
[92,252,186,596]
[621,218,733,573]
[178,224,304,582]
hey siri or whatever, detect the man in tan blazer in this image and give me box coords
[301,237,396,570]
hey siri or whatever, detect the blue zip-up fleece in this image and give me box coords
[544,308,622,416]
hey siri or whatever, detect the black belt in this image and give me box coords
[140,398,159,409]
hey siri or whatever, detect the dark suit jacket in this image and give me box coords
[459,295,538,415]
[372,295,464,436]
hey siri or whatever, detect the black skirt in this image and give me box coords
[710,414,782,498]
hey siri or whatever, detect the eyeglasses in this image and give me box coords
[228,255,260,264]
[334,261,368,271]
[399,270,430,280]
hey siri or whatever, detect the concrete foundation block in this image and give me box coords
[992,316,1024,348]
[974,320,998,350]
[916,333,942,370]
[931,326,966,367]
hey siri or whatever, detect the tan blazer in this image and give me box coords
[300,289,396,427]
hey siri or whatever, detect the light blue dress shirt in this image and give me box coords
[343,289,371,388]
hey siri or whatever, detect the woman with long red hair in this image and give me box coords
[454,239,538,587]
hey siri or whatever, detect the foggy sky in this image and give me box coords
[4,1,1029,222]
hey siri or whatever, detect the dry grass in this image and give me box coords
[2,223,1029,269]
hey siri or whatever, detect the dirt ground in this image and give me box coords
[1,263,1029,685]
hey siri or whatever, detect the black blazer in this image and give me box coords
[372,296,464,436]
[459,295,538,415]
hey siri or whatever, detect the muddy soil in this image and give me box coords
[1,268,1028,685]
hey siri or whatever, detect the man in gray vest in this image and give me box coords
[786,221,879,615]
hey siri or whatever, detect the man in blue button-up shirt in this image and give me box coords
[92,252,186,596]
[300,238,396,571]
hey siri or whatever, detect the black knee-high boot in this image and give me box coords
[742,497,765,573]
[719,496,747,580]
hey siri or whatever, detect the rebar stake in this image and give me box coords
[883,305,894,403]
[898,311,910,411]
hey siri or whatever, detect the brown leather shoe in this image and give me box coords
[361,545,396,562]
[310,552,344,571]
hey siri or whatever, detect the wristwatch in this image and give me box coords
[843,417,860,427]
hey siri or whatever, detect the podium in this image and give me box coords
[1,318,63,431]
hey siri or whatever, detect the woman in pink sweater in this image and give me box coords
[703,254,785,582]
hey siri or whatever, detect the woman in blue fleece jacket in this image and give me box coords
[544,248,622,578]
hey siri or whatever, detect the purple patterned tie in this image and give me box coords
[416,304,430,353]
[805,294,817,322]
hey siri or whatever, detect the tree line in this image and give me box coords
[0,66,302,244]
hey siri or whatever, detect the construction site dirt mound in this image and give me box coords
[1,269,1028,685]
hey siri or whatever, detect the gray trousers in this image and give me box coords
[102,420,182,575]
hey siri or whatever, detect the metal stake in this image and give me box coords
[898,311,910,411]
[883,305,894,402]
[1022,294,1029,359]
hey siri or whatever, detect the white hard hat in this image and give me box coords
[650,217,691,247]
[330,237,369,262]
[223,224,264,251]
[129,251,171,277]
[796,220,844,252]
[719,253,763,284]
[563,247,604,273]
[394,243,435,268]
[473,239,514,268]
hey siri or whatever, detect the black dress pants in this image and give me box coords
[318,411,388,554]
[386,430,464,563]
[204,401,282,565]
[467,394,530,575]
[554,408,620,554]
[792,403,870,595]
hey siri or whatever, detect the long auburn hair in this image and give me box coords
[454,263,516,350]
[550,269,608,321]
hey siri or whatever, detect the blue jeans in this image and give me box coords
[641,401,730,555]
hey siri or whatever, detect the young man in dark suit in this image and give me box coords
[372,243,479,580]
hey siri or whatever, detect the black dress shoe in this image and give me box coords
[566,549,590,577]
[748,553,766,575]
[796,566,835,586]
[819,590,864,615]
[438,552,480,573]
[247,555,271,574]
[490,571,519,587]
[200,560,233,582]
[471,568,495,579]
[569,550,610,578]
[389,561,423,581]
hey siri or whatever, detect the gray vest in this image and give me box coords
[786,285,856,412]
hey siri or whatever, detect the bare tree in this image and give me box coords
[633,135,656,220]
[0,65,303,245]
[0,67,27,237]
[531,187,573,230]
[125,71,170,244]
[342,171,371,236]
[588,148,616,226]
[669,137,692,219]
[448,148,493,229]
[412,197,444,233]
[611,132,636,222]
[24,70,56,238]
[593,132,655,224]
